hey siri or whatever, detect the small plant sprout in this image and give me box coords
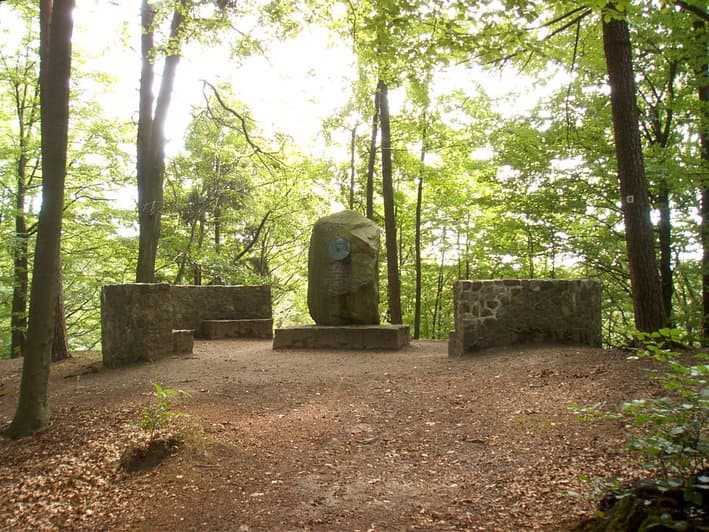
[140,383,188,440]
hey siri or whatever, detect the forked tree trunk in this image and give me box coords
[136,0,186,282]
[5,0,74,439]
[378,79,402,324]
[602,11,666,333]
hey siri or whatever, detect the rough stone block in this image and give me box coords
[172,329,194,354]
[307,210,380,326]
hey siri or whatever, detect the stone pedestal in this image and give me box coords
[273,325,409,350]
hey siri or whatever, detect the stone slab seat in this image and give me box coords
[201,318,274,340]
[272,324,410,350]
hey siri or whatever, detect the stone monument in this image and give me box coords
[307,210,380,325]
[273,210,409,350]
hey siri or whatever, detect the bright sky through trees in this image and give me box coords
[65,0,563,166]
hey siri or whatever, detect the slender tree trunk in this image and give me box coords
[413,121,427,340]
[602,11,665,332]
[432,227,447,339]
[175,220,199,284]
[641,62,677,325]
[349,125,357,210]
[657,181,674,323]
[136,0,186,282]
[9,62,39,359]
[5,0,74,438]
[378,79,402,324]
[366,85,381,220]
[692,21,709,344]
[11,173,29,359]
[214,205,221,254]
[51,271,70,362]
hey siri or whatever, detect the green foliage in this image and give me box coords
[139,383,187,440]
[574,329,708,486]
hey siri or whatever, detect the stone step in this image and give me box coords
[273,324,410,350]
[201,319,273,340]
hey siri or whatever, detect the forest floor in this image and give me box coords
[0,339,661,531]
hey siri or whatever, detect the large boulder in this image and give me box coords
[307,210,380,325]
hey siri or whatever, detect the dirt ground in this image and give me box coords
[0,339,659,531]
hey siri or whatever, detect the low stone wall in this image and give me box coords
[449,279,601,356]
[101,283,272,367]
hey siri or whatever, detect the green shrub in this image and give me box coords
[573,328,708,484]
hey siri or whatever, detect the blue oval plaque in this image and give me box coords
[328,237,350,261]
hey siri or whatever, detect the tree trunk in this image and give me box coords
[366,85,380,220]
[5,0,74,438]
[349,124,357,210]
[51,270,70,362]
[657,181,674,323]
[432,227,447,340]
[136,0,186,282]
[413,121,427,340]
[11,165,29,359]
[214,205,221,254]
[378,79,402,324]
[692,21,709,344]
[602,11,665,333]
[9,57,40,359]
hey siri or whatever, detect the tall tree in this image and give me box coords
[602,5,666,333]
[5,0,74,438]
[378,78,402,324]
[0,20,40,358]
[135,0,187,283]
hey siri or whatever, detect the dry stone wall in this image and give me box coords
[449,279,601,356]
[102,284,272,367]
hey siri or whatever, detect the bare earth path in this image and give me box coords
[0,340,655,531]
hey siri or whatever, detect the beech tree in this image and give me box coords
[5,0,74,438]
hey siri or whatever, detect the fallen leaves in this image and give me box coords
[0,344,658,531]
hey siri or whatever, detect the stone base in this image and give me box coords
[201,319,274,339]
[273,324,409,350]
[172,329,194,355]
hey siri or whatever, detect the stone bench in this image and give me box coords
[201,319,274,340]
[101,283,273,367]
